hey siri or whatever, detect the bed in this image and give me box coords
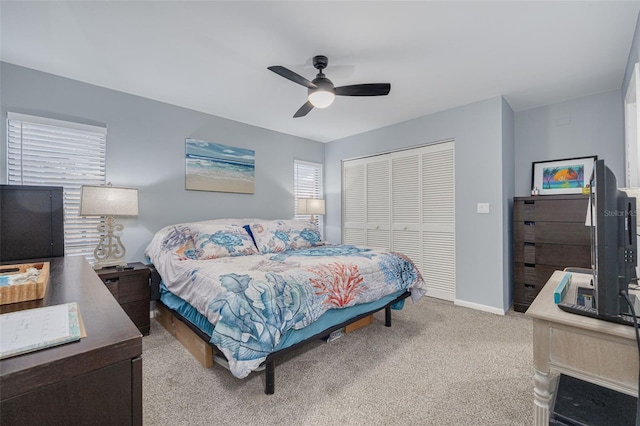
[145,218,426,394]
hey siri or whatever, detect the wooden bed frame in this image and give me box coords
[150,266,411,394]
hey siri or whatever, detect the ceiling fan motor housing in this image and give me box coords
[311,55,335,95]
[309,76,335,95]
[313,55,329,70]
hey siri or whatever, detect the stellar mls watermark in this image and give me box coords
[604,209,638,217]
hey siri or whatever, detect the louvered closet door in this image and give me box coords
[422,143,455,301]
[391,153,422,272]
[343,162,366,245]
[366,159,391,249]
[342,141,455,302]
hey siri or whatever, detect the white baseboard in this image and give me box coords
[454,298,506,315]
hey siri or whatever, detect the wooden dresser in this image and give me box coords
[513,194,591,312]
[0,256,142,425]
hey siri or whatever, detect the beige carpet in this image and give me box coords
[142,297,534,425]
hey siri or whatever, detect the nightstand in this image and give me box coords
[96,262,151,335]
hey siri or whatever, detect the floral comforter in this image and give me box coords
[147,227,426,378]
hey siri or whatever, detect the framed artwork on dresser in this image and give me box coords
[531,155,597,195]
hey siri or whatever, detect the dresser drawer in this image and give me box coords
[515,198,589,222]
[514,281,540,305]
[514,242,591,268]
[513,264,555,309]
[534,243,591,268]
[514,222,535,243]
[514,263,560,287]
[533,198,589,222]
[535,222,590,245]
[514,201,536,222]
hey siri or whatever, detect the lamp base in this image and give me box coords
[92,216,128,270]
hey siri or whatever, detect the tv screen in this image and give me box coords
[590,159,637,322]
[0,184,64,261]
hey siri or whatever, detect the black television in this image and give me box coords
[0,184,65,262]
[560,159,638,325]
[591,159,637,322]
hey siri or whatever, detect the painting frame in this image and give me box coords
[185,138,255,194]
[531,155,597,195]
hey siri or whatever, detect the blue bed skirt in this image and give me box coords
[160,284,406,352]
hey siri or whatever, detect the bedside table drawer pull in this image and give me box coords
[104,278,120,284]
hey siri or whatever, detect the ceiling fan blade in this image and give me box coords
[268,66,317,89]
[293,101,314,118]
[335,83,391,96]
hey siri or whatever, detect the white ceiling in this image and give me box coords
[1,1,639,143]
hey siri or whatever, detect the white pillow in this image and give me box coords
[248,220,323,254]
[190,223,259,259]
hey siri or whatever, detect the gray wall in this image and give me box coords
[325,96,513,312]
[0,62,324,262]
[514,90,624,196]
[623,11,640,99]
[501,98,515,310]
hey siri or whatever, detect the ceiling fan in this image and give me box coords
[268,55,391,118]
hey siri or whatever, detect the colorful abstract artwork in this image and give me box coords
[185,139,255,194]
[532,156,596,195]
[541,164,584,190]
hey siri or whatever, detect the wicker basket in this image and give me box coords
[0,262,50,305]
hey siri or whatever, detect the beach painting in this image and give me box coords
[185,139,255,194]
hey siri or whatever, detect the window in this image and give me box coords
[294,160,324,232]
[7,112,107,260]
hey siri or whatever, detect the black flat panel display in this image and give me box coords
[0,185,64,261]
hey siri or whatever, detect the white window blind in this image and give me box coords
[294,160,324,231]
[7,112,107,260]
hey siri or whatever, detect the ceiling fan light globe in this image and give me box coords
[308,90,335,108]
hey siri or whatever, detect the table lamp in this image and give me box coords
[80,183,139,270]
[296,198,325,225]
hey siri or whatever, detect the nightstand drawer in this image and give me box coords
[98,272,149,303]
[118,274,149,304]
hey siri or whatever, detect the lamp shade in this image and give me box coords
[80,185,139,216]
[296,198,325,215]
[620,187,640,200]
